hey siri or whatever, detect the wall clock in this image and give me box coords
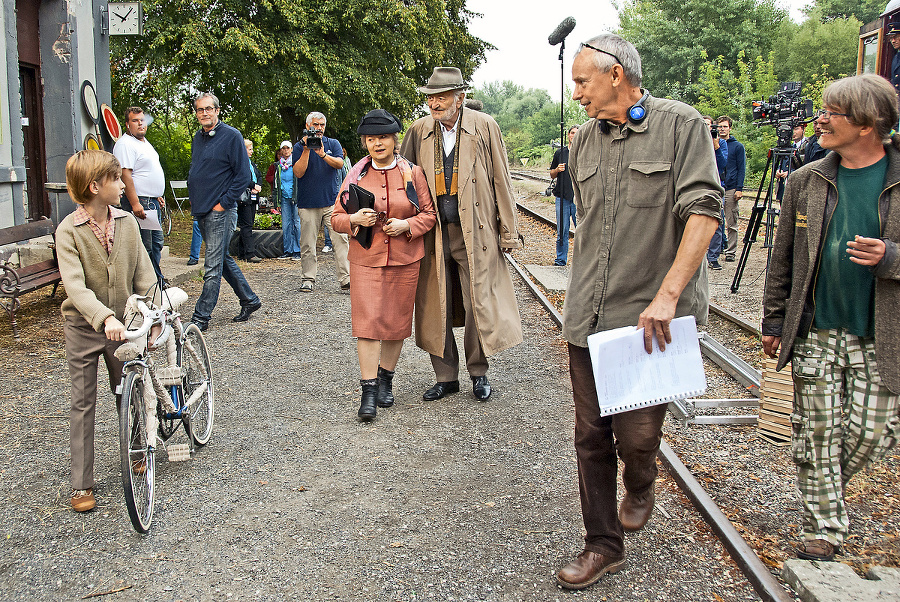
[108,2,143,36]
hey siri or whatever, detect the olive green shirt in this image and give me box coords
[562,95,723,347]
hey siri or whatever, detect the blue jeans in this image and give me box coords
[190,219,203,262]
[281,198,301,256]
[707,208,726,263]
[555,197,576,266]
[122,197,165,281]
[323,223,333,247]
[192,207,260,326]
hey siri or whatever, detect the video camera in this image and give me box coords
[751,81,815,148]
[303,128,323,150]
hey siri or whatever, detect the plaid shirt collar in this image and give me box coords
[73,205,128,254]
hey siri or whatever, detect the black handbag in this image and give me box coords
[340,183,377,249]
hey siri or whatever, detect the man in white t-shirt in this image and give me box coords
[113,106,167,282]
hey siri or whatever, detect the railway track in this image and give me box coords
[507,203,790,602]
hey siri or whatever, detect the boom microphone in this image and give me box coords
[548,17,576,46]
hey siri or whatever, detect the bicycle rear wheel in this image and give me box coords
[180,323,214,445]
[119,370,155,532]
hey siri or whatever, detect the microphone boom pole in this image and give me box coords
[549,17,576,152]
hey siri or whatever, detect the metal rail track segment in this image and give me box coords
[506,210,791,602]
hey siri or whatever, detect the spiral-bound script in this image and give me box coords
[587,316,706,416]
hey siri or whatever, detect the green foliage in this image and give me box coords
[472,82,587,165]
[112,0,489,180]
[772,9,861,85]
[812,0,884,24]
[616,0,787,102]
[254,212,282,230]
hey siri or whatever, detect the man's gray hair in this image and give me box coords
[194,92,220,109]
[580,34,642,88]
[306,111,327,125]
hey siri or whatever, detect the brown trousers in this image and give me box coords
[569,343,667,556]
[430,222,488,381]
[64,315,124,490]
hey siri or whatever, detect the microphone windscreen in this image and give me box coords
[548,17,576,46]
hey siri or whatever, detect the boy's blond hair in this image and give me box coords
[65,150,122,205]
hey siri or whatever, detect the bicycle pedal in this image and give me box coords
[167,443,191,462]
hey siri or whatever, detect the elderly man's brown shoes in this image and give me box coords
[619,488,655,532]
[556,550,626,590]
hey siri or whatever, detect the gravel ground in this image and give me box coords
[514,174,900,581]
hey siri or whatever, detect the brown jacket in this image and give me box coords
[763,136,900,392]
[331,163,436,267]
[400,108,523,357]
[57,209,158,331]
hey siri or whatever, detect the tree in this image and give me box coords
[112,0,490,160]
[772,9,861,85]
[812,0,884,24]
[616,0,787,102]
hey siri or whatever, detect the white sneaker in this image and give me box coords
[322,245,333,253]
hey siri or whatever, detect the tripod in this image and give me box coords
[730,143,797,294]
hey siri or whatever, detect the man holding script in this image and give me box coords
[557,33,722,590]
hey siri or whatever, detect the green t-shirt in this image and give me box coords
[813,155,885,336]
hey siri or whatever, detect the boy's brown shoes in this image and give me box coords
[70,488,95,512]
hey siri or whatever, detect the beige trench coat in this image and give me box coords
[400,108,524,357]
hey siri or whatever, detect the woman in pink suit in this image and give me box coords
[331,109,436,421]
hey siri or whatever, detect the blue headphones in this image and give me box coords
[599,90,650,134]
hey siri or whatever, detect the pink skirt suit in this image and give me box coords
[331,159,436,340]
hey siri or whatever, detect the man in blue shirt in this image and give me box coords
[187,93,262,331]
[717,116,746,262]
[292,112,350,292]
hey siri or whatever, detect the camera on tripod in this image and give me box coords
[303,128,323,150]
[751,81,815,147]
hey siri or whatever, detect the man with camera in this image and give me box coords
[717,116,746,262]
[703,115,728,270]
[292,112,350,292]
[550,125,579,266]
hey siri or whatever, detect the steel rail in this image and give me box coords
[505,219,791,602]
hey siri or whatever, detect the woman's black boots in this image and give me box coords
[376,366,395,408]
[358,379,378,421]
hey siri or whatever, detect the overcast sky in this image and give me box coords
[465,0,813,96]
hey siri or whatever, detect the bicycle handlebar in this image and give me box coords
[124,298,162,341]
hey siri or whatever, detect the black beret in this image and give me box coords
[357,109,402,135]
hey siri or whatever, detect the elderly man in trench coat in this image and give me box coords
[400,67,523,402]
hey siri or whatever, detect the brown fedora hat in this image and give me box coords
[416,67,468,94]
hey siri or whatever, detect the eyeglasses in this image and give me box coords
[195,106,217,114]
[580,42,624,68]
[816,109,850,120]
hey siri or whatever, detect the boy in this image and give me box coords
[56,150,159,512]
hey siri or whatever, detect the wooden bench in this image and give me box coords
[0,218,61,339]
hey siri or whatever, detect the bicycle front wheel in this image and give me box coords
[160,203,172,236]
[180,323,214,446]
[119,370,155,533]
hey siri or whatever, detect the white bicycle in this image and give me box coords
[115,287,214,532]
